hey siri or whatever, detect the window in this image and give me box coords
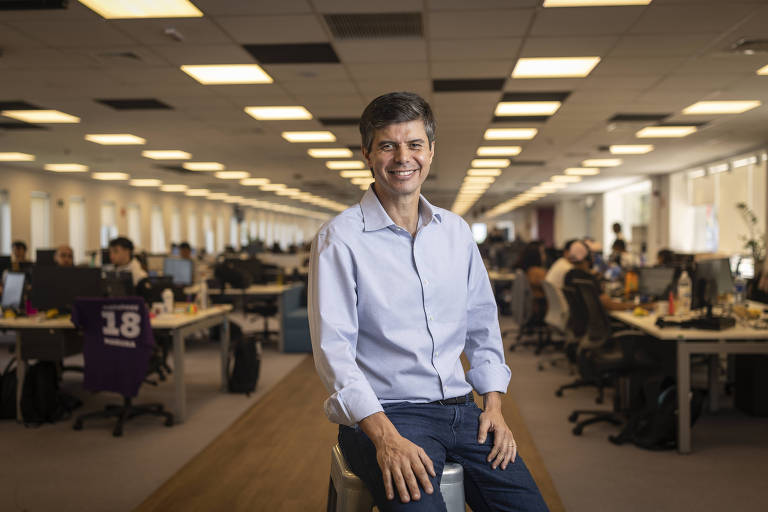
[30,191,51,257]
[170,207,181,245]
[69,197,86,264]
[100,201,117,248]
[188,212,198,249]
[203,213,214,255]
[230,215,239,250]
[126,204,142,249]
[0,190,10,255]
[471,223,487,243]
[150,205,166,253]
[216,214,225,253]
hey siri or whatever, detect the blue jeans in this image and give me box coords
[338,401,549,512]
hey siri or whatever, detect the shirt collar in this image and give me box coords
[360,187,442,232]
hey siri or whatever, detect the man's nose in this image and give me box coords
[394,144,410,162]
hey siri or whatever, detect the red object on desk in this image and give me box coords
[668,291,675,315]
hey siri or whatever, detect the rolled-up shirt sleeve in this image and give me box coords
[462,230,512,395]
[308,230,383,426]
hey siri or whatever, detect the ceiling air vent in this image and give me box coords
[324,12,422,39]
[728,38,768,55]
[0,0,67,10]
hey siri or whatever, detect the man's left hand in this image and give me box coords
[477,392,517,470]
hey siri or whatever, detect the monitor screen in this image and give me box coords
[638,267,676,299]
[146,254,165,274]
[102,271,135,297]
[693,258,734,309]
[1,272,25,309]
[163,258,193,285]
[36,249,56,266]
[100,248,111,266]
[30,266,103,311]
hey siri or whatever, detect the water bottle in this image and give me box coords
[734,273,747,304]
[199,280,209,310]
[162,288,174,314]
[677,270,692,314]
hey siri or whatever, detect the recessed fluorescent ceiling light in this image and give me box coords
[477,146,521,156]
[512,57,600,78]
[0,152,35,161]
[308,148,353,158]
[244,106,312,120]
[282,131,336,143]
[130,179,162,187]
[183,162,224,171]
[44,163,88,172]
[1,109,80,123]
[758,64,768,75]
[543,0,652,6]
[709,163,729,174]
[277,188,301,196]
[471,159,510,168]
[688,168,706,179]
[326,160,365,170]
[340,170,372,178]
[214,171,250,179]
[484,128,538,140]
[465,176,496,183]
[142,150,191,160]
[495,102,561,116]
[85,134,145,145]
[609,144,653,154]
[551,175,582,183]
[636,126,697,138]
[92,172,129,181]
[78,0,202,19]
[682,100,761,115]
[224,196,244,203]
[180,64,273,85]
[240,178,270,186]
[351,178,376,185]
[564,167,600,176]
[732,156,758,168]
[185,189,210,196]
[208,193,229,200]
[582,158,622,167]
[260,183,286,191]
[161,184,188,192]
[467,169,502,177]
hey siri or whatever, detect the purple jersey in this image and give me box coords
[72,297,154,397]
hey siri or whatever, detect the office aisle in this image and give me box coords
[138,356,564,512]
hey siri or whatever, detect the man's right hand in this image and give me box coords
[359,412,436,503]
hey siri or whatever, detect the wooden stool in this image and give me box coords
[327,444,465,512]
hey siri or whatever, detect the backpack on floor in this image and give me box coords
[0,358,17,420]
[21,361,81,425]
[610,376,704,450]
[228,324,261,395]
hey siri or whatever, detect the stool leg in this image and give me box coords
[327,477,337,512]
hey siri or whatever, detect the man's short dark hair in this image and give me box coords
[564,239,578,252]
[12,240,27,251]
[179,241,191,251]
[612,239,626,252]
[657,248,674,266]
[359,92,436,154]
[109,236,134,255]
[612,222,622,234]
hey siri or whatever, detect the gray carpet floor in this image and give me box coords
[501,316,768,512]
[0,338,306,512]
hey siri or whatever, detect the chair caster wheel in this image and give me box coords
[537,364,544,371]
[165,418,174,427]
[568,412,579,422]
[555,390,563,397]
[73,421,83,431]
[572,426,583,436]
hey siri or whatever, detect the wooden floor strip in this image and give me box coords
[138,354,564,511]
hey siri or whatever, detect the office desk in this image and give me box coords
[0,304,232,424]
[610,310,768,454]
[487,271,516,283]
[207,283,301,352]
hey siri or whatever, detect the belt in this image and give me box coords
[430,393,474,406]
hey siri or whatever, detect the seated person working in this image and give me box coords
[108,237,147,286]
[565,243,639,311]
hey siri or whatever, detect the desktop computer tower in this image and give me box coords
[734,355,768,417]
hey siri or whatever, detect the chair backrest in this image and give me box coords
[562,285,588,338]
[542,280,569,333]
[572,278,613,344]
[72,297,154,398]
[509,269,532,326]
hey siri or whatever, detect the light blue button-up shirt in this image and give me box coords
[309,188,511,426]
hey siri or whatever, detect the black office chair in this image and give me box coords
[71,297,174,437]
[507,270,552,353]
[566,279,653,436]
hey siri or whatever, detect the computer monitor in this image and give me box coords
[693,258,734,310]
[100,248,111,266]
[1,272,25,309]
[36,249,56,266]
[163,258,194,285]
[102,270,135,297]
[30,266,103,312]
[146,254,166,276]
[638,267,676,299]
[135,276,174,304]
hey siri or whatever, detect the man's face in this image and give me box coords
[12,245,26,261]
[180,247,192,259]
[54,247,74,267]
[109,245,131,266]
[363,120,434,203]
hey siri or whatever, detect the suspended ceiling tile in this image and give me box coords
[333,39,427,63]
[217,15,329,44]
[429,38,522,61]
[428,9,534,39]
[530,6,646,37]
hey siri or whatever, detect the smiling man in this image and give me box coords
[309,92,547,511]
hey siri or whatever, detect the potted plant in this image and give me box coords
[736,202,766,297]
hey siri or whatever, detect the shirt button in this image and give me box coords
[424,280,429,286]
[429,315,434,321]
[434,351,439,357]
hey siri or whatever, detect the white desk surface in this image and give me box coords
[610,309,768,341]
[0,304,232,331]
[488,271,516,282]
[206,283,298,296]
